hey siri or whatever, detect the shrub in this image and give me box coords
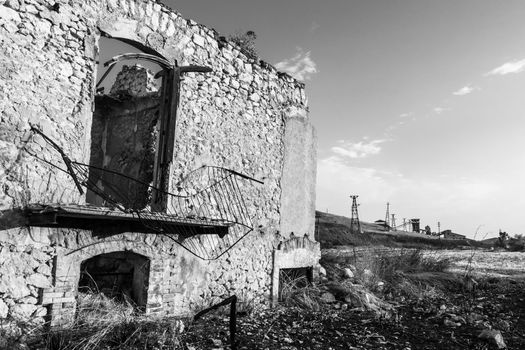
[228,31,258,60]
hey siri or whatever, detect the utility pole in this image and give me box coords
[350,195,361,234]
[438,222,441,236]
[385,202,390,230]
[391,214,396,231]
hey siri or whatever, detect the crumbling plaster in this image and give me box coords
[0,0,318,328]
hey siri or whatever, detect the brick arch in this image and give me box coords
[46,240,161,326]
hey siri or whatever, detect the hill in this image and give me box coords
[315,210,486,249]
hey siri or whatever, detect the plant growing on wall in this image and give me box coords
[228,30,258,60]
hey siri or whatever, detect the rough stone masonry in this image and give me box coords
[0,0,319,331]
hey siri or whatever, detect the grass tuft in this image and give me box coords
[22,292,187,350]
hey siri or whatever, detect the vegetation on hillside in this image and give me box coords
[316,210,491,250]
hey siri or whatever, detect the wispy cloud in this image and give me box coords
[399,112,413,118]
[453,85,479,96]
[485,58,525,76]
[310,21,320,33]
[331,139,387,159]
[433,107,450,114]
[275,48,318,81]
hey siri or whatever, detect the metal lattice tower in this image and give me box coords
[350,195,361,234]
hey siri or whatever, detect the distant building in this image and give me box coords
[375,220,390,229]
[410,219,420,233]
[442,230,466,240]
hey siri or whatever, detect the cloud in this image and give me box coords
[399,112,413,118]
[433,107,450,114]
[275,48,318,81]
[453,85,479,96]
[310,21,320,32]
[331,139,387,159]
[485,58,525,76]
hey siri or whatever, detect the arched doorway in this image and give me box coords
[78,251,150,310]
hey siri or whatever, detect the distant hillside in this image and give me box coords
[480,236,525,251]
[315,211,486,249]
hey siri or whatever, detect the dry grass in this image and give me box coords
[322,248,457,303]
[279,271,323,311]
[23,292,187,350]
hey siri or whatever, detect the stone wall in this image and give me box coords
[109,64,159,97]
[0,0,318,331]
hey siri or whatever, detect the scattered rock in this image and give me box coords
[319,266,327,277]
[443,318,461,328]
[210,338,222,347]
[376,281,385,292]
[478,329,507,349]
[343,268,354,279]
[0,299,8,319]
[495,319,511,332]
[321,292,336,303]
[467,312,484,325]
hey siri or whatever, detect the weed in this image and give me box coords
[279,269,322,311]
[19,292,188,350]
[228,31,258,60]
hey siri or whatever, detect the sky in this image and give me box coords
[161,0,525,239]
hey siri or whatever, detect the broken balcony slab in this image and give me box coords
[24,204,231,237]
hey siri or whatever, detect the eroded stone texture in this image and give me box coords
[0,0,318,329]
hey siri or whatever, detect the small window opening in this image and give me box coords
[78,251,150,311]
[278,267,313,302]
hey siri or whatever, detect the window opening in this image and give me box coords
[278,267,313,302]
[88,35,212,212]
[88,37,165,210]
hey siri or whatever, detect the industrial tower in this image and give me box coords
[350,195,361,234]
[391,214,396,230]
[385,202,390,230]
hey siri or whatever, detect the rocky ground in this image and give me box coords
[181,279,524,350]
[14,249,525,350]
[180,250,525,350]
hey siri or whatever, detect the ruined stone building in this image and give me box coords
[0,0,318,328]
